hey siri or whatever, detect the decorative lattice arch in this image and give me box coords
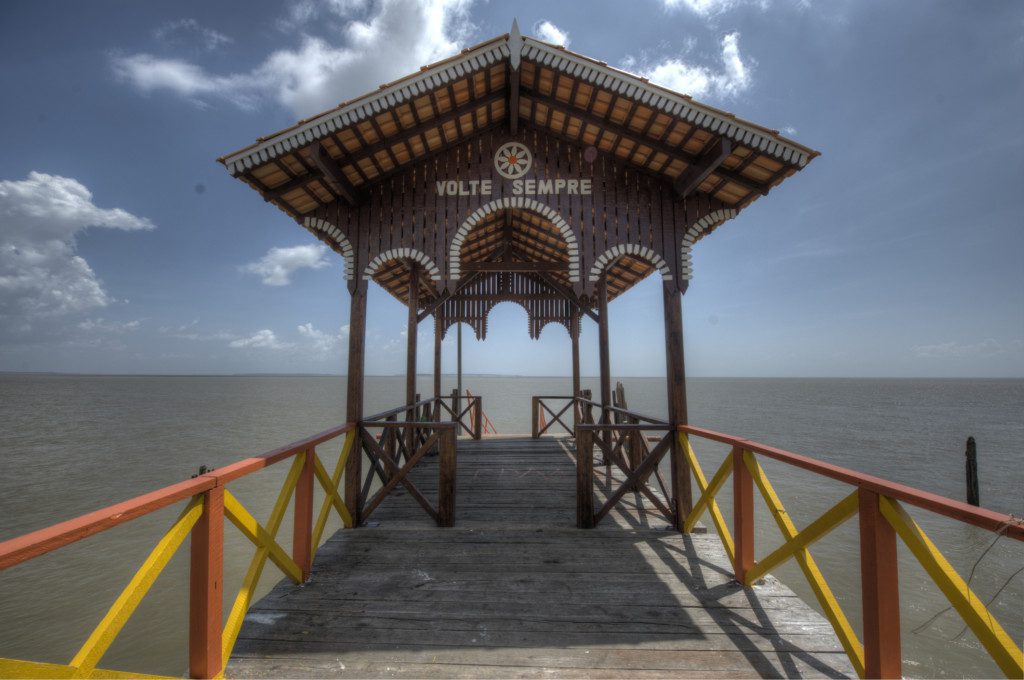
[589,244,672,282]
[303,217,354,279]
[363,248,442,281]
[679,209,737,281]
[449,197,580,282]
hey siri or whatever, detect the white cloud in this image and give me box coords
[661,0,767,16]
[298,322,349,357]
[113,0,476,117]
[911,339,1020,359]
[623,32,751,100]
[0,172,154,324]
[230,329,290,349]
[534,20,569,47]
[78,318,141,333]
[154,19,233,51]
[240,244,330,286]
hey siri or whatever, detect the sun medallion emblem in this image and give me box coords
[494,142,533,179]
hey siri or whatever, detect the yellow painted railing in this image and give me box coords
[680,426,1024,679]
[0,424,358,679]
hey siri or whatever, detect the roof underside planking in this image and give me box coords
[219,24,818,314]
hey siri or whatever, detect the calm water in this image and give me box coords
[0,375,1021,677]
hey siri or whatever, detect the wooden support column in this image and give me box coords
[457,323,463,397]
[571,313,581,423]
[438,426,457,527]
[597,276,611,426]
[859,489,902,679]
[436,311,444,413]
[663,280,693,524]
[576,427,595,528]
[405,265,420,457]
[344,284,367,525]
[189,485,223,679]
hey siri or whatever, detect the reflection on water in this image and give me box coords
[0,375,1020,677]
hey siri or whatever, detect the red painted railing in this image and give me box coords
[0,423,358,679]
[678,425,1024,679]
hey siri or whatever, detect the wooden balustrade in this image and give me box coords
[0,401,463,679]
[677,426,1024,680]
[568,417,1024,678]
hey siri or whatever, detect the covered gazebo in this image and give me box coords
[218,21,818,526]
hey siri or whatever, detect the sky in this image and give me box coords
[0,0,1021,378]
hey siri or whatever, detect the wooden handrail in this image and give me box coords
[680,425,1024,540]
[361,398,436,423]
[677,426,1024,679]
[0,422,355,570]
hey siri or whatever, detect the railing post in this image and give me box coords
[576,427,595,528]
[732,447,754,583]
[451,388,460,429]
[438,426,457,527]
[671,432,687,532]
[473,397,483,440]
[189,486,223,679]
[859,489,902,679]
[293,449,314,581]
[532,397,540,438]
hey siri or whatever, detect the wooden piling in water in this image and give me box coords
[966,436,979,507]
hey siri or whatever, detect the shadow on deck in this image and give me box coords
[227,436,854,678]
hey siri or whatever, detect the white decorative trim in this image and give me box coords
[363,248,442,281]
[588,244,672,281]
[519,38,811,168]
[449,197,580,282]
[221,32,812,177]
[222,39,508,175]
[303,217,354,279]
[679,209,737,282]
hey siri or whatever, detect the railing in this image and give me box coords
[465,388,497,435]
[678,426,1024,679]
[0,423,357,679]
[431,390,483,439]
[570,414,1024,677]
[0,395,470,679]
[532,396,578,437]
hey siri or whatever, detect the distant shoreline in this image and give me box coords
[1,372,1021,380]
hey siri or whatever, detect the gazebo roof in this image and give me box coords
[219,26,817,219]
[218,23,817,315]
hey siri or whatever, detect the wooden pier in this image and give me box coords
[227,436,854,679]
[2,22,1022,680]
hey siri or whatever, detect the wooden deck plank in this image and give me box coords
[226,436,854,678]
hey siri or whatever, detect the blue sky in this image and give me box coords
[0,0,1021,377]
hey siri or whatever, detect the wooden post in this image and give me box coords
[966,436,979,506]
[433,314,442,410]
[456,322,463,397]
[405,265,420,457]
[451,387,460,429]
[597,277,611,426]
[532,396,540,438]
[859,489,902,679]
[571,314,581,426]
[473,397,483,440]
[732,448,754,583]
[189,486,223,679]
[576,427,595,528]
[344,284,367,525]
[437,426,456,527]
[663,280,692,524]
[293,450,314,581]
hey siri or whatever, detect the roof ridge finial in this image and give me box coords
[509,18,522,70]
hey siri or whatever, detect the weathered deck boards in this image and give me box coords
[227,436,854,678]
